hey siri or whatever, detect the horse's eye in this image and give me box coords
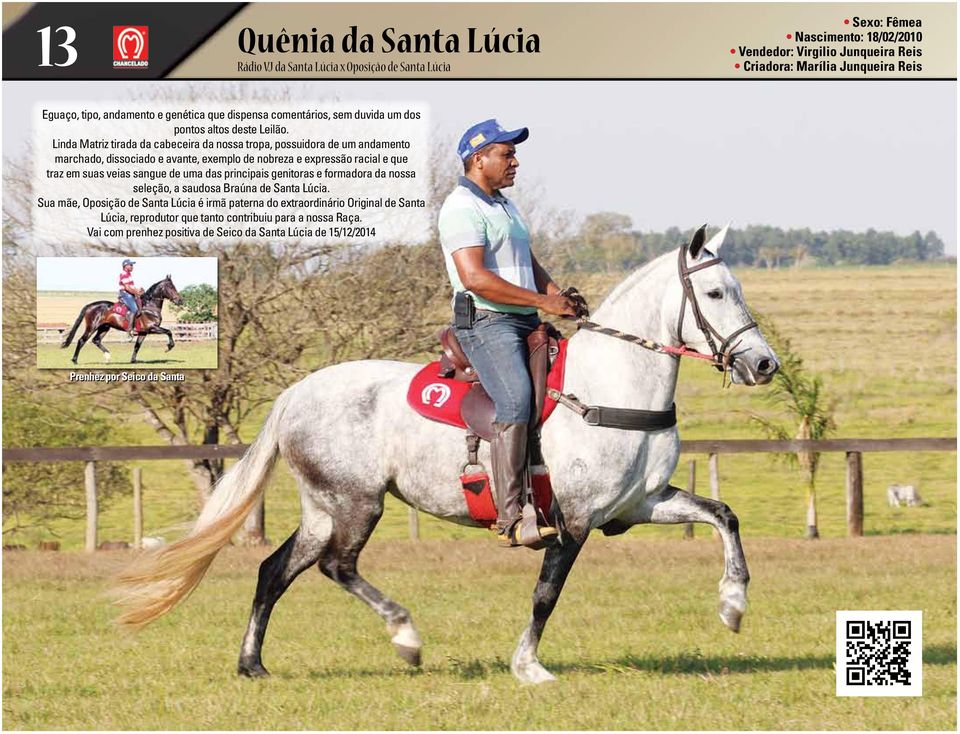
[707,289,723,300]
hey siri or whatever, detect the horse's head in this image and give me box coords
[161,275,184,306]
[669,225,779,386]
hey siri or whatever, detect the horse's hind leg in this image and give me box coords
[72,327,92,364]
[130,334,146,363]
[317,489,423,667]
[512,523,589,684]
[91,326,112,362]
[642,486,750,632]
[237,504,333,677]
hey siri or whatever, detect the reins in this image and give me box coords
[574,319,721,365]
[549,239,760,428]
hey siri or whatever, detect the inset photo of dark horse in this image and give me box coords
[36,256,219,369]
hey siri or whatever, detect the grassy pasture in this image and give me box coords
[36,340,218,370]
[2,535,955,729]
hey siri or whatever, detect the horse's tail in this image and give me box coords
[60,306,88,348]
[114,387,293,629]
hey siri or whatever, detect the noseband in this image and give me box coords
[676,244,758,372]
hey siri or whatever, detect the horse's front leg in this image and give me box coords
[153,326,175,351]
[642,486,749,632]
[512,523,589,684]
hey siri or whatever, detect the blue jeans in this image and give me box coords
[454,310,540,424]
[119,292,138,316]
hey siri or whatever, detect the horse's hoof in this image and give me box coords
[103,353,111,362]
[237,662,270,678]
[718,601,743,633]
[718,579,747,633]
[511,660,557,685]
[393,644,422,667]
[388,621,422,667]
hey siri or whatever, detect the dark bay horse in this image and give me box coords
[60,275,183,364]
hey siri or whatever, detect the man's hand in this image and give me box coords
[537,292,579,318]
[558,286,590,318]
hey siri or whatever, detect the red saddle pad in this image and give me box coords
[406,339,568,430]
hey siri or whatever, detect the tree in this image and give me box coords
[3,396,128,537]
[173,283,217,322]
[751,315,835,539]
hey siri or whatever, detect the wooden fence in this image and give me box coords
[37,322,218,344]
[3,438,955,550]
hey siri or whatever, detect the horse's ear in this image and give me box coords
[704,222,731,255]
[689,224,708,259]
[166,273,171,279]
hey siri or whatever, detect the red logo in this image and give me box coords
[113,26,149,68]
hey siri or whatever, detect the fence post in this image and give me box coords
[846,451,864,537]
[85,461,98,553]
[708,453,720,500]
[684,460,696,539]
[133,467,143,549]
[408,507,420,540]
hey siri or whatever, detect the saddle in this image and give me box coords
[407,324,567,530]
[112,296,143,330]
[410,323,565,442]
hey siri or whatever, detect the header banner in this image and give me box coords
[3,2,956,80]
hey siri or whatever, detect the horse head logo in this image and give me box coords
[420,383,451,408]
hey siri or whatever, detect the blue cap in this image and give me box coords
[457,119,529,161]
[122,259,136,266]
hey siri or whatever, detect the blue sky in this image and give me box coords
[36,256,218,291]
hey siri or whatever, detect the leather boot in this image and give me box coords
[490,422,558,549]
[128,314,137,337]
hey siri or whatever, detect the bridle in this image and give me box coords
[675,243,758,372]
[549,241,761,430]
[575,242,759,373]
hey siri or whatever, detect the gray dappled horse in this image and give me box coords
[117,226,779,684]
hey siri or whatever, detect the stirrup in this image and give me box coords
[497,504,559,550]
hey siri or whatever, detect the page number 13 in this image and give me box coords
[38,26,78,67]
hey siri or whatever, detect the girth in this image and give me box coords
[547,389,677,431]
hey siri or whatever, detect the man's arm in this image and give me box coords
[451,247,575,316]
[531,253,561,296]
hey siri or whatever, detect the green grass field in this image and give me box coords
[2,535,955,729]
[36,340,218,370]
[3,263,956,729]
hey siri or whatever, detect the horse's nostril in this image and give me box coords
[757,359,772,374]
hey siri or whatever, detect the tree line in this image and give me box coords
[542,212,947,273]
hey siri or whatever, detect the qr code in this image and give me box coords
[836,610,922,696]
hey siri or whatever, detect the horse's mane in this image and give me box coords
[598,247,677,309]
[140,278,169,302]
[142,278,169,302]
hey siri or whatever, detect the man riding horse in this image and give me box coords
[439,119,585,549]
[118,258,144,337]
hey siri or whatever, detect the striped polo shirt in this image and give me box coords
[438,176,537,315]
